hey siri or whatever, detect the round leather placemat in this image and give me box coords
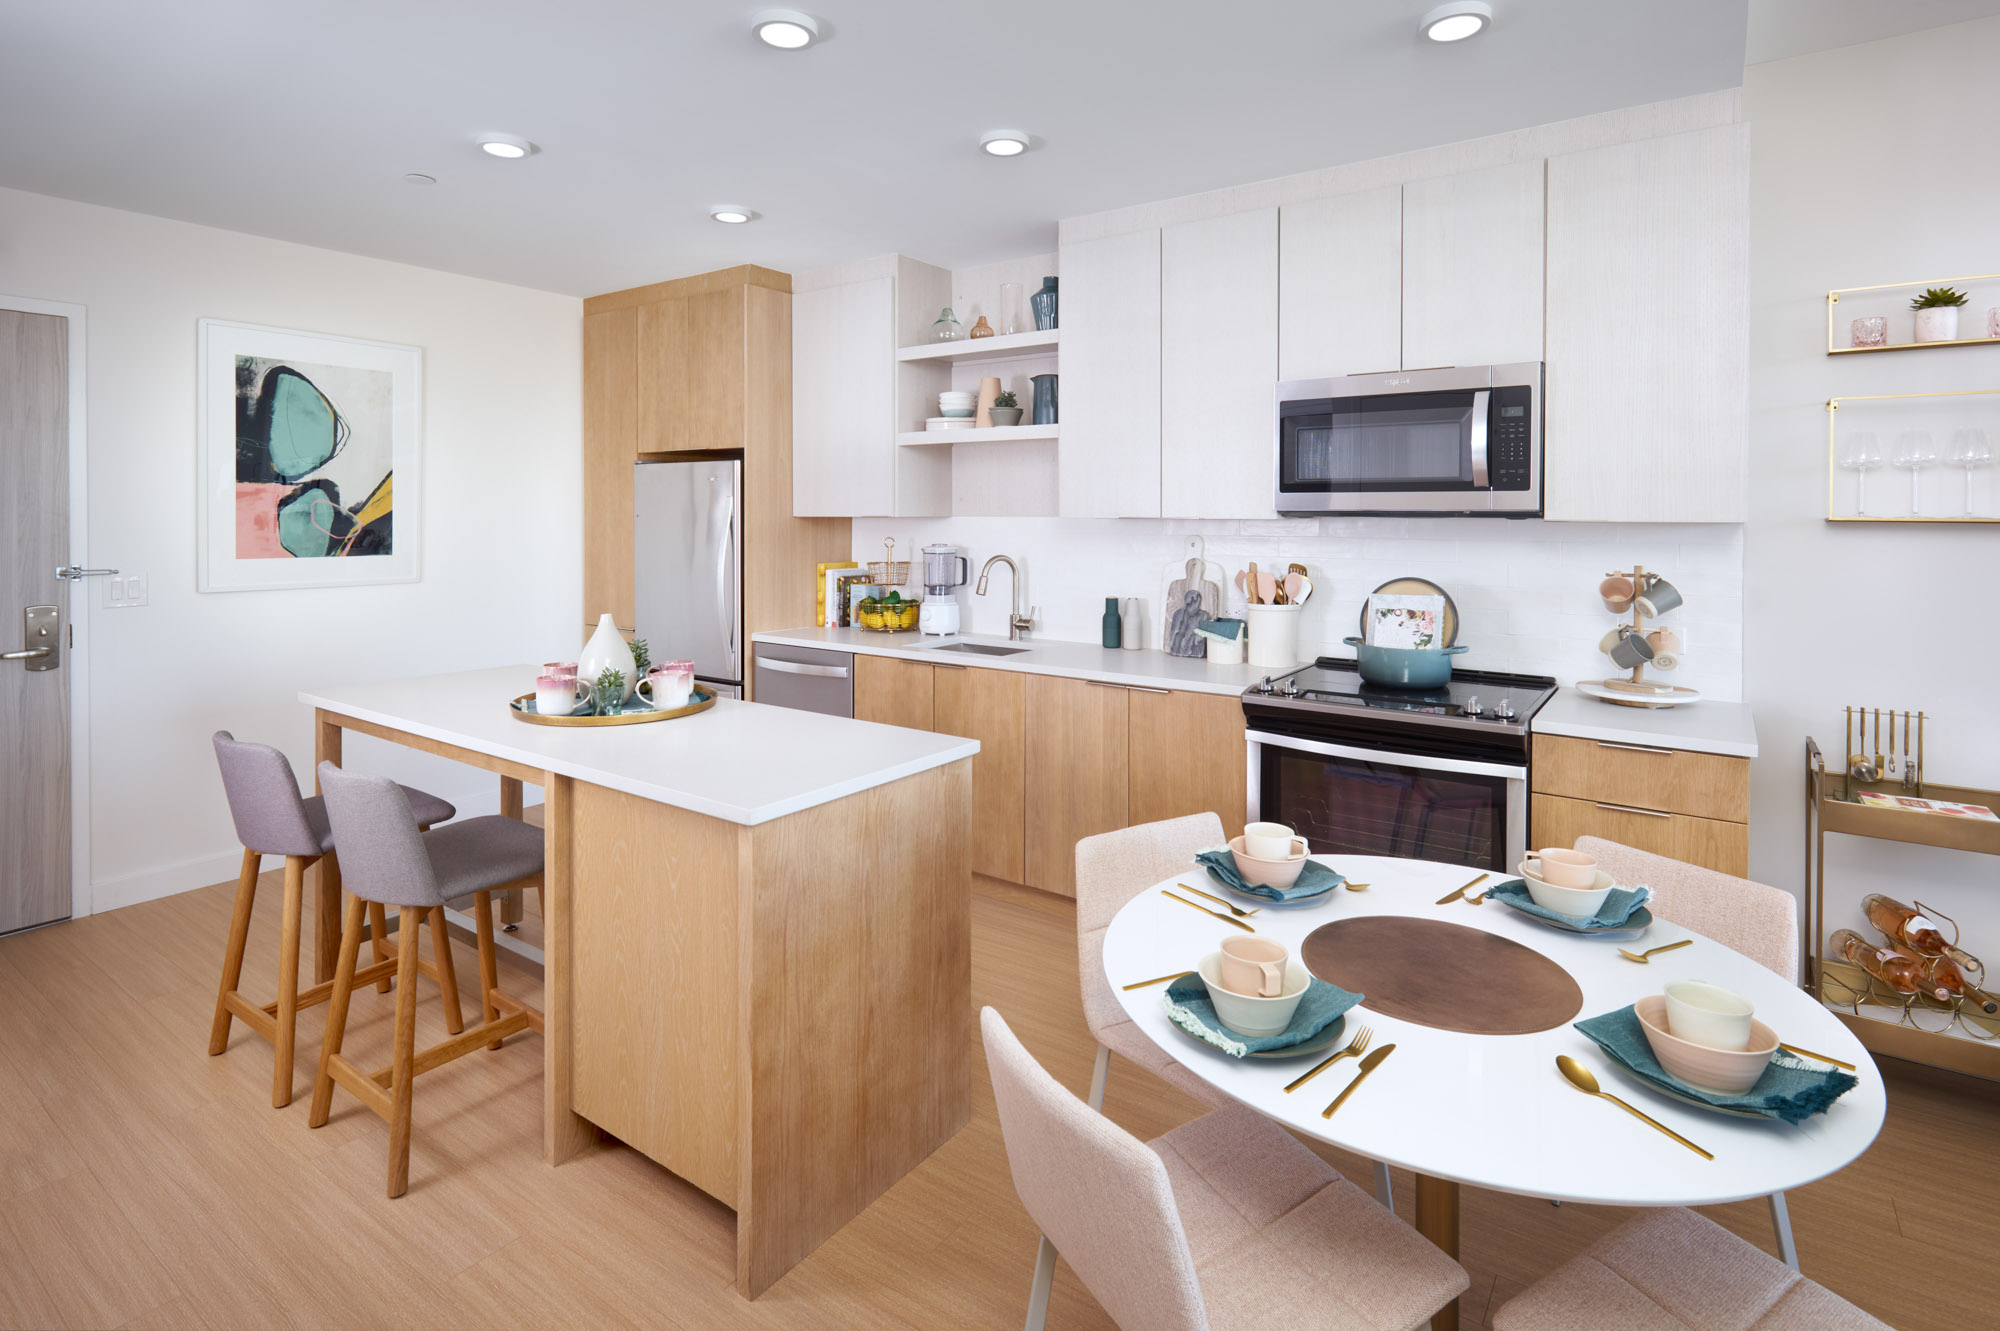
[1301,917,1583,1035]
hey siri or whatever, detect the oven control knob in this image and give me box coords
[1495,699,1517,721]
[1463,695,1483,717]
[1255,677,1275,694]
[1281,679,1302,697]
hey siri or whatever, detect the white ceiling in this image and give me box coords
[0,1,1764,296]
[1747,0,2000,63]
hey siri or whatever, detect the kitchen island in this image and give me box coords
[300,666,977,1297]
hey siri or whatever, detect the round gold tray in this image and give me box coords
[508,685,717,727]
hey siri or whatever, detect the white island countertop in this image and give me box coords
[751,626,1277,697]
[302,666,979,826]
[1532,686,1757,758]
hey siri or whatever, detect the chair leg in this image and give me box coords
[1086,1042,1111,1112]
[386,906,422,1199]
[1024,1233,1057,1331]
[427,907,464,1035]
[272,855,308,1108]
[369,900,393,993]
[1769,1191,1799,1270]
[309,893,367,1128]
[473,890,503,1051]
[1373,1160,1396,1215]
[208,849,261,1055]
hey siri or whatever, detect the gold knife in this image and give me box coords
[1175,882,1260,916]
[1121,971,1193,991]
[1778,1042,1858,1071]
[1161,891,1256,932]
[1436,873,1489,906]
[1322,1044,1395,1118]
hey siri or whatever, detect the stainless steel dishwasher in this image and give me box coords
[751,644,854,716]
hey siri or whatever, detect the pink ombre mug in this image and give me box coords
[636,661,695,710]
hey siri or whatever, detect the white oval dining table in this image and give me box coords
[1103,854,1886,1331]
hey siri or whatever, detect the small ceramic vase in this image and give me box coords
[579,612,637,703]
[1031,373,1058,425]
[1030,277,1058,331]
[969,315,994,339]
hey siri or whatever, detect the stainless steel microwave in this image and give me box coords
[1275,363,1542,517]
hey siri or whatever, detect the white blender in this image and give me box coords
[919,543,969,635]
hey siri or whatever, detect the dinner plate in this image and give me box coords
[1208,869,1342,910]
[1599,1055,1768,1120]
[1169,1012,1348,1061]
[1494,895,1653,939]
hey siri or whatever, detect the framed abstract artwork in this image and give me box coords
[197,319,422,591]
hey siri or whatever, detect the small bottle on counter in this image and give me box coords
[1102,597,1122,649]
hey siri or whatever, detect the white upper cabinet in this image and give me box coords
[1058,228,1162,517]
[1278,186,1401,381]
[1402,160,1545,370]
[1161,207,1279,519]
[792,276,895,517]
[1544,124,1749,523]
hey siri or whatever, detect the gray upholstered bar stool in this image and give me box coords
[309,761,545,1198]
[208,731,460,1108]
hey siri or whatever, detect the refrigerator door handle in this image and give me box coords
[719,474,739,680]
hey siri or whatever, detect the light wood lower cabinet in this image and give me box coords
[1530,793,1748,878]
[853,654,935,731]
[1024,677,1130,898]
[1530,734,1751,876]
[933,666,1026,885]
[1128,688,1248,840]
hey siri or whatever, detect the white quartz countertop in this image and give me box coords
[1531,686,1758,758]
[751,626,1278,697]
[301,666,979,826]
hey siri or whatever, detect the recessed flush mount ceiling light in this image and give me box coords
[752,9,819,49]
[476,134,536,159]
[980,130,1031,157]
[1420,1,1492,42]
[711,207,756,224]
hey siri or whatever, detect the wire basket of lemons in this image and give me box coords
[855,590,920,632]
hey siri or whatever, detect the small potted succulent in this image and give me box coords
[594,666,626,715]
[988,389,1023,427]
[1911,286,1969,343]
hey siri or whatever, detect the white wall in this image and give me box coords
[0,186,582,912]
[854,516,1743,697]
[1743,18,2000,946]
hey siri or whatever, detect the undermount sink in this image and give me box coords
[928,642,1030,657]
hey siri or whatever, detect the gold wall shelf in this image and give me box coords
[1827,272,2000,354]
[1825,389,2000,523]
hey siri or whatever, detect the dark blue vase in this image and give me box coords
[1030,276,1058,331]
[1031,373,1058,425]
[1101,597,1122,649]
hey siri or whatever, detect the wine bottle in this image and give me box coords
[1832,928,1951,1001]
[1862,894,1952,952]
[1889,944,1993,1011]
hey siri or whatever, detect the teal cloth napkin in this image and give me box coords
[1489,877,1651,928]
[1574,1006,1858,1125]
[1195,847,1344,902]
[1162,972,1363,1058]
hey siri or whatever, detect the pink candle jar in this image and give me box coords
[637,660,695,709]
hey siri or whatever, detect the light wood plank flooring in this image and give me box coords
[0,866,1991,1330]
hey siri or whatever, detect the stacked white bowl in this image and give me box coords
[938,390,977,419]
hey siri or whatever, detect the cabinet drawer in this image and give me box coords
[1530,793,1747,877]
[1531,734,1748,823]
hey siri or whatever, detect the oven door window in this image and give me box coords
[1280,391,1477,494]
[1257,744,1511,872]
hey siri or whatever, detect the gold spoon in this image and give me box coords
[1555,1056,1712,1159]
[1344,881,1370,892]
[1618,938,1695,964]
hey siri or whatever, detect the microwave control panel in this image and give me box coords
[1490,385,1535,490]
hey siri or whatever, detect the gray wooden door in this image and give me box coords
[1,310,71,933]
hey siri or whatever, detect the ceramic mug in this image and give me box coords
[1243,821,1300,860]
[536,674,591,716]
[636,661,695,710]
[1218,936,1289,998]
[1530,847,1598,888]
[1664,980,1755,1051]
[1607,628,1656,670]
[1599,575,1636,613]
[543,661,578,680]
[1636,576,1683,618]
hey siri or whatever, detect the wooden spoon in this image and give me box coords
[1247,562,1260,604]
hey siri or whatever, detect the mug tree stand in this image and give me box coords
[1582,564,1702,709]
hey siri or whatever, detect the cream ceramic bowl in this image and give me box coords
[1198,952,1309,1037]
[1229,835,1307,889]
[1664,979,1756,1051]
[1517,860,1616,917]
[1635,995,1776,1094]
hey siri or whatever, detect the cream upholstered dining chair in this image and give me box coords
[1491,1207,1891,1330]
[982,1007,1467,1331]
[1572,837,1808,1268]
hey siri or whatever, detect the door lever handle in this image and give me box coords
[1,647,51,661]
[55,565,118,580]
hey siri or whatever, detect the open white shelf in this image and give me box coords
[896,329,1058,364]
[897,425,1059,448]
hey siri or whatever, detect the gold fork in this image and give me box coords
[1618,938,1695,964]
[1282,1025,1374,1092]
[1175,882,1260,917]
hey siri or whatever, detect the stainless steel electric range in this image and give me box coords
[1242,657,1558,874]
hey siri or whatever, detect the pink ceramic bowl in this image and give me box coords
[1635,995,1777,1095]
[1228,835,1307,889]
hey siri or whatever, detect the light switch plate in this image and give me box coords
[104,574,147,607]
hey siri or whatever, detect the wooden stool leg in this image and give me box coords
[272,855,307,1108]
[309,893,367,1128]
[428,906,464,1034]
[369,901,394,993]
[386,906,422,1198]
[473,890,502,1051]
[208,849,261,1055]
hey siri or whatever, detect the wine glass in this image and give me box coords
[1893,430,1937,516]
[1839,431,1884,515]
[1947,427,1993,516]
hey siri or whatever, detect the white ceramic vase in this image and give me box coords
[579,612,637,702]
[1914,307,1960,343]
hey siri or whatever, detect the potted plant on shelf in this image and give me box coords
[988,390,1023,427]
[1911,286,1969,343]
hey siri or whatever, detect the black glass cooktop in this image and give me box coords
[1246,657,1556,731]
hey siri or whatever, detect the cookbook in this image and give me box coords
[1365,592,1446,650]
[1856,792,1998,821]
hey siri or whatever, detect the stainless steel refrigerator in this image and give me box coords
[633,459,742,698]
